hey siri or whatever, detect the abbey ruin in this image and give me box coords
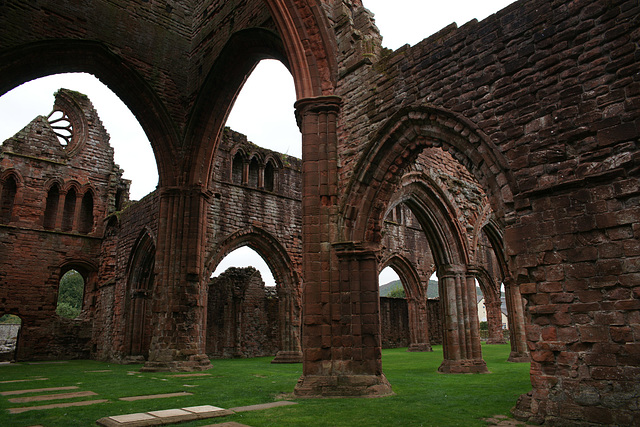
[0,0,639,425]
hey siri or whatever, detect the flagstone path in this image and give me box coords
[9,390,98,403]
[119,391,193,401]
[9,399,109,414]
[0,386,78,396]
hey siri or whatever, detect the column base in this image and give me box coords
[271,351,303,364]
[294,373,394,398]
[140,354,212,372]
[438,358,489,374]
[507,351,530,363]
[121,355,146,365]
[486,338,507,345]
[407,343,433,352]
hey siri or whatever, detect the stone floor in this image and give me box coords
[96,401,297,427]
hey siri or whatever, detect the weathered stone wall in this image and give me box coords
[93,192,159,362]
[0,89,129,361]
[336,0,640,423]
[207,267,279,359]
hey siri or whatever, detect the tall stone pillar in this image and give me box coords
[407,297,432,352]
[142,186,212,372]
[293,96,392,397]
[438,266,488,373]
[272,287,303,363]
[504,278,529,362]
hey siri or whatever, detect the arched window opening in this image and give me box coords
[56,269,85,319]
[78,191,94,234]
[0,314,22,362]
[61,187,77,232]
[232,152,244,185]
[264,161,276,192]
[0,175,17,223]
[379,266,404,298]
[43,183,60,230]
[248,157,260,188]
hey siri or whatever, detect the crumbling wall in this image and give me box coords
[0,89,129,361]
[206,267,279,358]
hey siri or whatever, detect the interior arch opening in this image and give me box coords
[56,269,85,320]
[208,246,279,359]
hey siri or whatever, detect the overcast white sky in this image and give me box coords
[0,0,516,286]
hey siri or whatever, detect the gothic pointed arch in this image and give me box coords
[384,173,487,372]
[379,253,422,300]
[0,170,21,224]
[185,28,291,187]
[342,105,516,244]
[43,180,63,230]
[124,228,156,359]
[206,226,302,363]
[206,226,299,293]
[78,189,95,234]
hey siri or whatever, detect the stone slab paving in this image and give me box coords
[119,391,193,401]
[96,401,297,426]
[0,377,48,384]
[96,405,232,427]
[0,386,78,396]
[9,390,98,403]
[8,399,109,414]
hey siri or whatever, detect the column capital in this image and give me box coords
[294,95,342,128]
[158,184,213,200]
[332,240,379,259]
[437,264,467,279]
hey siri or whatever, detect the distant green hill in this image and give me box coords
[379,279,440,298]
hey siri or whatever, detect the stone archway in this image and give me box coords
[379,254,432,352]
[206,226,302,364]
[123,229,156,362]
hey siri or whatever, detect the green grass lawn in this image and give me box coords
[0,344,531,426]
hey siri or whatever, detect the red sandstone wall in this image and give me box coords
[206,267,279,358]
[336,0,640,423]
[0,89,129,361]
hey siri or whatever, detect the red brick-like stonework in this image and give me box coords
[1,0,639,423]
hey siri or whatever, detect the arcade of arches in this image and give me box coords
[0,0,639,425]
